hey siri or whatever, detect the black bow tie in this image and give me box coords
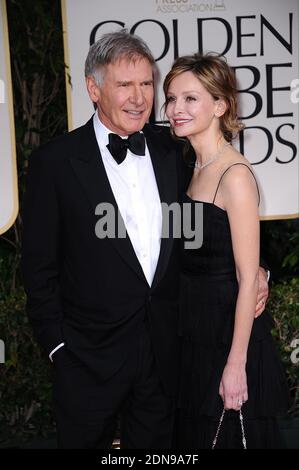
[107,132,146,164]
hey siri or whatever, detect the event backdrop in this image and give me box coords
[0,0,18,235]
[61,0,299,219]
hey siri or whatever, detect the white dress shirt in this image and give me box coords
[93,112,162,286]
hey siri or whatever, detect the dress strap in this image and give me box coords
[212,163,260,205]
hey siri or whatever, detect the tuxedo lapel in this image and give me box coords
[69,118,147,283]
[143,125,178,289]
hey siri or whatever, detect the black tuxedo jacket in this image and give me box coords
[21,117,189,396]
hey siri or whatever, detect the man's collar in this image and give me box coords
[93,111,113,147]
[93,111,145,147]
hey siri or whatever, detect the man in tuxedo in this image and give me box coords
[22,30,268,449]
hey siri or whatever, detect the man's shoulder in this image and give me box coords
[143,123,177,148]
[144,122,171,137]
[31,118,93,163]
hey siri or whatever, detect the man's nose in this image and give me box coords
[130,86,144,106]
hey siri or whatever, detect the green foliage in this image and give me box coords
[0,289,54,443]
[282,232,299,273]
[260,219,299,281]
[7,0,67,152]
[269,278,299,416]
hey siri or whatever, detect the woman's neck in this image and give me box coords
[189,132,227,166]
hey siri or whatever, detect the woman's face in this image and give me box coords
[166,71,221,139]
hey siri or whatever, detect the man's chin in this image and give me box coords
[124,121,147,134]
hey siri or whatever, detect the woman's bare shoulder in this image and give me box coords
[224,145,252,169]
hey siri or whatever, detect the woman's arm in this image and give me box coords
[219,164,260,411]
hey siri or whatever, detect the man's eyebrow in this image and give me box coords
[116,79,154,85]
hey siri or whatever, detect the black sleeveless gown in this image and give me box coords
[177,187,289,449]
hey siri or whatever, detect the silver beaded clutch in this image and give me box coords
[212,408,247,449]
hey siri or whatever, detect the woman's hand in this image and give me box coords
[219,362,248,410]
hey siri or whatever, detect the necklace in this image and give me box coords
[194,142,231,170]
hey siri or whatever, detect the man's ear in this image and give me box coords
[215,98,227,117]
[86,76,101,103]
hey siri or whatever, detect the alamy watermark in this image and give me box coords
[290,338,299,365]
[0,339,5,364]
[290,78,299,104]
[95,202,203,249]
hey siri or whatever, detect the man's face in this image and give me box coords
[87,57,154,136]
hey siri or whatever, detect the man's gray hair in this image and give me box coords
[85,29,155,85]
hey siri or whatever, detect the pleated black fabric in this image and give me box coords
[177,194,289,449]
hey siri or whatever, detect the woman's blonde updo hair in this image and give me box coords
[163,53,244,142]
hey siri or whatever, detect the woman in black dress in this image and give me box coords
[164,54,289,449]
